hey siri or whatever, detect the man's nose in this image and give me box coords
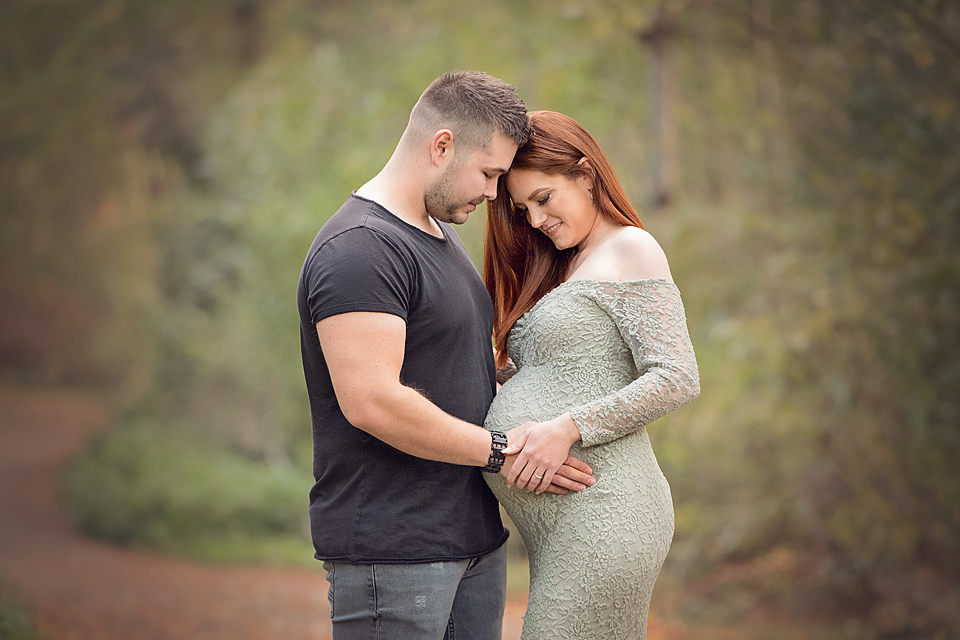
[483,178,499,201]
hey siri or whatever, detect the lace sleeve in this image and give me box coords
[569,280,700,448]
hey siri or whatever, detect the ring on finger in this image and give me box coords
[533,473,544,479]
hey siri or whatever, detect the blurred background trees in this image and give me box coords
[2,0,957,636]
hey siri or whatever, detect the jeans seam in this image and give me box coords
[326,563,336,620]
[371,564,380,638]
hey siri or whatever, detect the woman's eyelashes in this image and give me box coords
[512,192,550,215]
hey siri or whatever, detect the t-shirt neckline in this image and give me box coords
[350,192,449,243]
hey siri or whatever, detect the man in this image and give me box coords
[296,71,593,639]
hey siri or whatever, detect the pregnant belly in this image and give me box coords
[483,363,664,493]
[484,364,622,433]
[483,365,673,570]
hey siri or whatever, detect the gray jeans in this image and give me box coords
[322,544,507,640]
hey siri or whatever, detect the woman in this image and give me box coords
[482,111,700,639]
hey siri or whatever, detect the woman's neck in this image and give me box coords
[567,216,623,279]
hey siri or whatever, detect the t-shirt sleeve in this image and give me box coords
[302,227,416,325]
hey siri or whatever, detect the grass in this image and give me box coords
[170,532,315,567]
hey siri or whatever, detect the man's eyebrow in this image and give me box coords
[486,166,510,176]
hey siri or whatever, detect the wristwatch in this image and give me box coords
[481,431,508,473]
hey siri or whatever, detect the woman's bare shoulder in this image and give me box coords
[608,227,673,282]
[569,226,674,283]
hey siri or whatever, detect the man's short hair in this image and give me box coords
[410,71,531,152]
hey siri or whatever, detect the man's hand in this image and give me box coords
[500,453,594,495]
[502,413,587,493]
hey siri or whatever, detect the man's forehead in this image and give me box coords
[476,133,518,164]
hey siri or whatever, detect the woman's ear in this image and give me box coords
[576,156,596,187]
[575,157,595,191]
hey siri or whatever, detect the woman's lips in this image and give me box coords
[543,222,561,236]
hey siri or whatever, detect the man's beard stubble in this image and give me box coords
[424,161,478,225]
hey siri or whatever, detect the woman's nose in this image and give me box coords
[526,207,546,227]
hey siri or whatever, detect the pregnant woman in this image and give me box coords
[482,111,700,639]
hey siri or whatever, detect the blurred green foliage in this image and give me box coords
[64,420,313,564]
[0,576,35,640]
[2,0,958,635]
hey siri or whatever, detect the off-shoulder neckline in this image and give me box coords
[516,277,679,327]
[563,277,677,288]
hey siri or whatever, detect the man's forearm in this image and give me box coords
[343,381,493,467]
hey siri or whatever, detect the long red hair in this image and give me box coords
[483,111,644,366]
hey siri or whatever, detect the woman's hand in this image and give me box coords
[502,413,584,493]
[500,452,594,495]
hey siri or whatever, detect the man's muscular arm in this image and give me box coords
[317,312,593,492]
[318,311,493,464]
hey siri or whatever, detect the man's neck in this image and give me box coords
[355,168,442,237]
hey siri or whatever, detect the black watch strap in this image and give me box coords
[481,431,508,473]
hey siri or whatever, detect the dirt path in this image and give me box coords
[0,386,689,639]
[0,387,545,640]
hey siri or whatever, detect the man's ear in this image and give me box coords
[430,129,455,167]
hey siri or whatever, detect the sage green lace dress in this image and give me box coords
[484,278,700,640]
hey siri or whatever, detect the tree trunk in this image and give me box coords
[638,3,678,212]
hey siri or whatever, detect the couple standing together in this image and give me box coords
[297,71,700,640]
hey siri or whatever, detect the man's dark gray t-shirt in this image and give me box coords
[297,194,507,563]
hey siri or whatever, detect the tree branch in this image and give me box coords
[890,0,960,64]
